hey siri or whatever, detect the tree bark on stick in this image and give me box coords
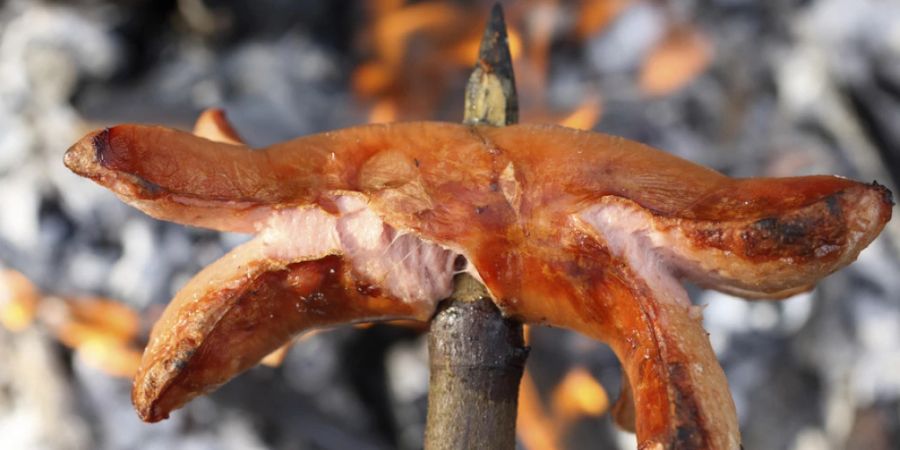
[424,5,528,450]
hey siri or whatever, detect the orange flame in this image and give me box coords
[352,62,395,99]
[352,1,479,119]
[552,366,610,421]
[368,98,399,123]
[517,365,611,449]
[372,2,468,67]
[558,98,603,130]
[371,0,405,17]
[350,0,641,125]
[260,341,294,367]
[0,270,40,332]
[0,270,144,377]
[517,370,563,450]
[47,297,144,378]
[639,25,713,97]
[446,26,524,67]
[573,0,633,39]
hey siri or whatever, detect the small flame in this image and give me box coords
[517,365,611,449]
[62,297,140,339]
[0,270,39,332]
[64,321,144,378]
[0,270,144,377]
[260,331,324,367]
[558,98,603,130]
[261,341,293,367]
[573,0,632,39]
[353,2,531,120]
[368,98,399,123]
[371,0,405,17]
[352,62,395,99]
[78,340,143,378]
[49,297,143,377]
[639,25,713,97]
[351,0,623,127]
[372,2,467,67]
[517,370,563,450]
[447,26,524,67]
[552,366,610,421]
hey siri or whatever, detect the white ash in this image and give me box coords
[586,2,665,76]
[0,328,92,450]
[385,338,428,450]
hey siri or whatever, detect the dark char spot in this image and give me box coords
[92,127,164,196]
[824,195,840,216]
[750,217,810,244]
[136,177,164,196]
[93,128,112,166]
[170,349,195,371]
[872,180,894,206]
[668,363,708,449]
[453,255,468,271]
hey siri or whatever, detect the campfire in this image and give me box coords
[2,1,900,449]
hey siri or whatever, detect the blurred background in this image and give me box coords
[0,0,899,449]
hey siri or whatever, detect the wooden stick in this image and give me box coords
[424,5,528,450]
[462,3,518,127]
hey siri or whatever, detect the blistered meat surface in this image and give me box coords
[129,194,462,422]
[65,118,892,449]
